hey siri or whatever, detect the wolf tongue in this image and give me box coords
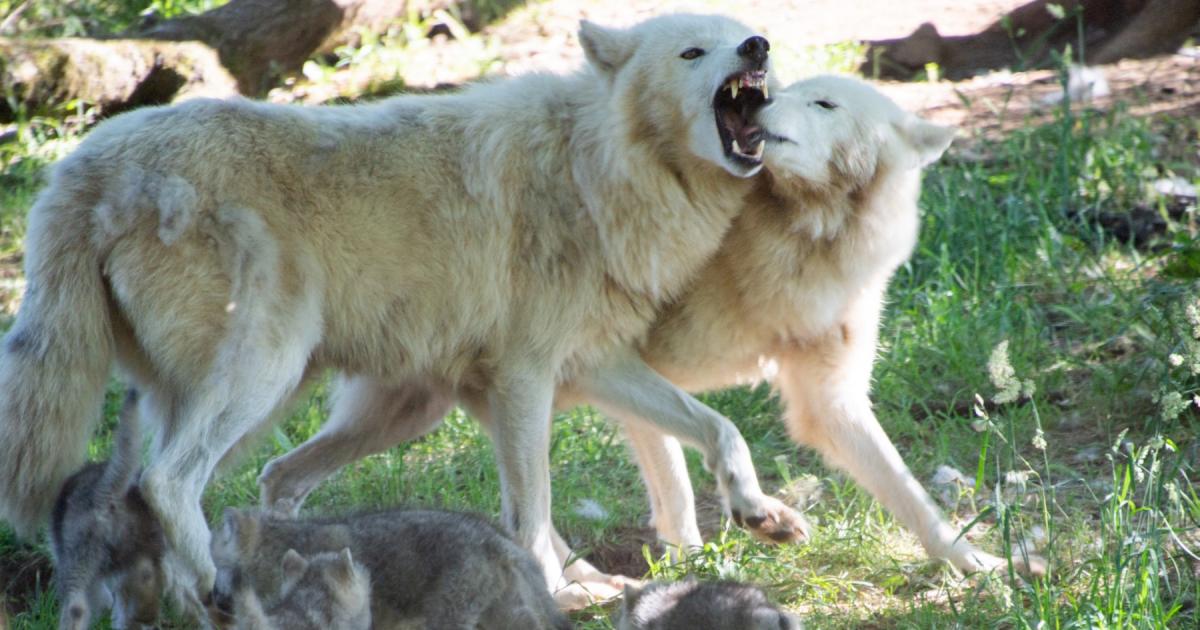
[736,125,761,149]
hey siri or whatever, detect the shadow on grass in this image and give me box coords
[0,525,53,622]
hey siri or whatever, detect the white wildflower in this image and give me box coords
[989,341,1022,404]
[1187,300,1200,337]
[1159,391,1188,422]
[1165,481,1181,507]
[1168,353,1185,367]
[1005,470,1033,491]
[1032,428,1047,451]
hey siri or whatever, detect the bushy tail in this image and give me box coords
[0,193,114,537]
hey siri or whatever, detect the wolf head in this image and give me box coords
[280,548,371,617]
[229,548,370,630]
[579,14,773,178]
[274,548,371,629]
[756,74,955,190]
[50,390,167,630]
[210,507,261,610]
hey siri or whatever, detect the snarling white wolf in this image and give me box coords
[262,75,1045,577]
[0,13,805,606]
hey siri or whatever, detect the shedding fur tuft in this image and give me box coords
[156,175,199,245]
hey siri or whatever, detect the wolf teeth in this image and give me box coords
[731,138,742,155]
[751,141,764,159]
[727,75,768,99]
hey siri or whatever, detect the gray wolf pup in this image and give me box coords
[232,548,371,630]
[212,508,571,629]
[0,12,794,604]
[616,580,799,630]
[49,390,167,630]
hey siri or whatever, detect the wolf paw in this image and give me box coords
[729,494,811,544]
[553,579,625,610]
[256,464,306,517]
[949,543,1048,577]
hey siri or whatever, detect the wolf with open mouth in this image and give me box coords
[0,11,800,616]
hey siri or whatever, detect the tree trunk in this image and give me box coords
[132,0,438,95]
[861,0,1200,80]
[0,0,452,120]
[0,37,237,122]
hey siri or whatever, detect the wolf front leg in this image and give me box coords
[572,349,808,545]
[463,385,632,610]
[471,371,561,588]
[775,289,1045,576]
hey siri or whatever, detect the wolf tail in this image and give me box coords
[0,185,116,537]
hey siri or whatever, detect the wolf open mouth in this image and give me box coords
[714,70,768,166]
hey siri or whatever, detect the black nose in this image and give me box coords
[737,36,769,65]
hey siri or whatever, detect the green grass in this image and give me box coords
[1,5,1199,628]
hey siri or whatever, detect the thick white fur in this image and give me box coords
[0,13,790,605]
[620,75,1043,574]
[261,75,1043,579]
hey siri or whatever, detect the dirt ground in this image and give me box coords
[484,0,1029,76]
[445,0,1200,139]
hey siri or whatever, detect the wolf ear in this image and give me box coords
[900,116,956,166]
[281,549,308,580]
[223,508,259,550]
[333,548,358,582]
[579,21,634,77]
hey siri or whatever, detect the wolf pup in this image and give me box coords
[212,508,571,629]
[232,548,370,630]
[0,13,792,605]
[616,580,799,630]
[50,390,167,630]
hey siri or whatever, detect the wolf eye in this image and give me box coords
[814,100,839,110]
[679,48,705,60]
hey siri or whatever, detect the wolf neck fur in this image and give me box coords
[720,161,921,341]
[456,70,751,321]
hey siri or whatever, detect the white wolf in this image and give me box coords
[0,13,800,607]
[617,75,1045,574]
[262,76,1044,576]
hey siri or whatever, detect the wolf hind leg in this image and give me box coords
[620,420,702,553]
[258,376,455,515]
[141,315,318,600]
